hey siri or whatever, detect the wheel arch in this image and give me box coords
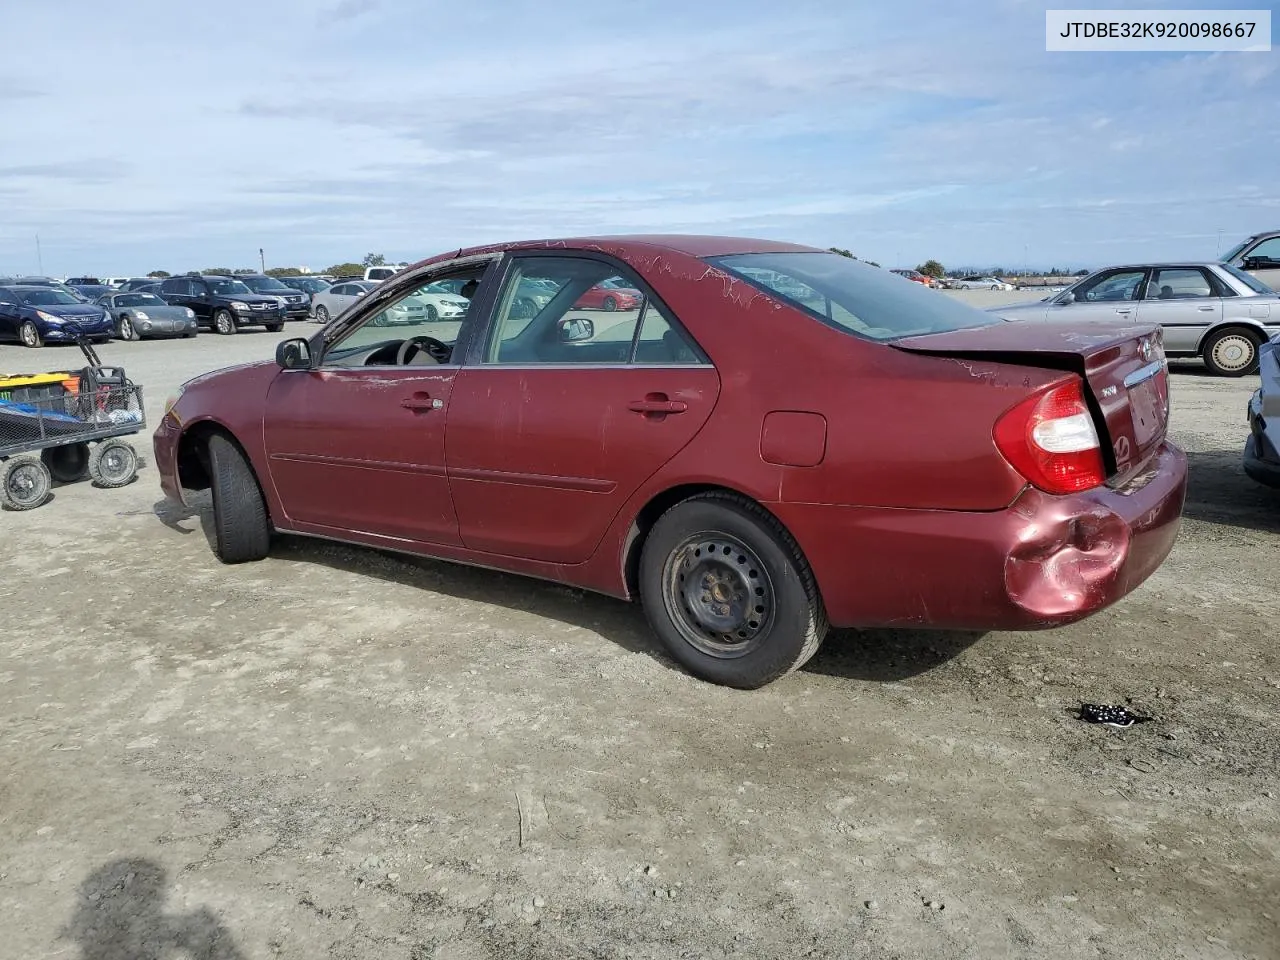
[620,482,803,600]
[176,419,249,492]
[1193,318,1270,353]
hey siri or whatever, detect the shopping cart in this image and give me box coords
[0,339,145,510]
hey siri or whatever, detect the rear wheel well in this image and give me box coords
[623,484,793,599]
[1198,322,1264,352]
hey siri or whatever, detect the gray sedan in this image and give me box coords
[98,291,199,340]
[310,280,374,323]
[1245,337,1280,488]
[988,261,1280,377]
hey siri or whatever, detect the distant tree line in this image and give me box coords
[145,252,389,279]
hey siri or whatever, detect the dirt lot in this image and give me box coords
[2,302,1278,960]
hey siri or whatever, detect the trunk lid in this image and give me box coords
[894,319,1170,484]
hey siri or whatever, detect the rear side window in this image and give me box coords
[709,252,996,341]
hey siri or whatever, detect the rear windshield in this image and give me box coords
[709,252,997,341]
[1221,262,1274,295]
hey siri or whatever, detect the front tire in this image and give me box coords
[42,443,90,483]
[118,316,138,341]
[19,320,42,348]
[213,309,237,336]
[639,493,828,688]
[1,456,52,510]
[314,305,330,324]
[1202,327,1261,377]
[207,434,271,563]
[426,305,439,322]
[265,322,284,333]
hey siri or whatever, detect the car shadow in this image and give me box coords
[151,497,987,682]
[1181,448,1280,534]
[65,857,246,960]
[805,628,986,682]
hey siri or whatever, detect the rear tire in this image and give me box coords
[639,493,828,688]
[1202,327,1261,377]
[1,456,52,510]
[89,440,139,488]
[42,443,90,483]
[207,433,271,563]
[19,321,42,348]
[603,296,618,312]
[213,309,237,336]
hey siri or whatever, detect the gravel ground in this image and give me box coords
[2,298,1278,960]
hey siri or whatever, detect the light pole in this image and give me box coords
[259,248,266,273]
[36,234,43,275]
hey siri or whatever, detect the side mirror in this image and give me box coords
[276,338,312,370]
[1055,291,1076,304]
[558,317,594,342]
[1243,256,1275,271]
[355,291,366,298]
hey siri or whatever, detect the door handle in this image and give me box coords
[628,396,688,415]
[401,395,443,412]
[1198,306,1215,312]
[1115,308,1132,315]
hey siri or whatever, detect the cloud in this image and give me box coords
[0,160,131,184]
[323,0,378,22]
[0,0,1277,273]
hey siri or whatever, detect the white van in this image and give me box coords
[364,265,403,283]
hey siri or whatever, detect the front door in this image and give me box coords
[262,271,489,546]
[1058,267,1149,325]
[446,254,720,563]
[1134,266,1222,354]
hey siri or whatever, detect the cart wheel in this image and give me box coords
[1,456,52,510]
[42,442,91,483]
[88,440,139,488]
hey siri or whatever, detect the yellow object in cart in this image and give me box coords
[0,371,80,403]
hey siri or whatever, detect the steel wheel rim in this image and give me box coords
[99,445,136,482]
[20,323,37,346]
[662,533,775,659]
[6,463,46,505]
[1212,335,1255,372]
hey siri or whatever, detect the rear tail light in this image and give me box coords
[994,378,1106,495]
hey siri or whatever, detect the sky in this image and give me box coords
[0,0,1276,276]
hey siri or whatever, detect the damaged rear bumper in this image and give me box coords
[772,441,1188,630]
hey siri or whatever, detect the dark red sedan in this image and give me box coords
[154,236,1187,688]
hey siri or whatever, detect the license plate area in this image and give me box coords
[1127,367,1168,447]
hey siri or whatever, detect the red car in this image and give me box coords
[573,277,643,311]
[154,236,1187,689]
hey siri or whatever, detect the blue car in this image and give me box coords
[0,285,114,347]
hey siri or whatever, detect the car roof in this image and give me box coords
[436,234,819,264]
[1093,261,1231,271]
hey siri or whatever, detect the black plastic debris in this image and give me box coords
[1079,703,1152,729]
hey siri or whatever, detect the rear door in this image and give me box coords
[1134,266,1221,354]
[446,254,720,563]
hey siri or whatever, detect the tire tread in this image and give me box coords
[207,433,271,563]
